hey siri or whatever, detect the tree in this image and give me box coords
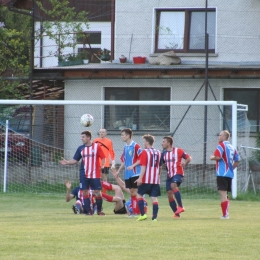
[0,6,31,99]
[35,0,89,60]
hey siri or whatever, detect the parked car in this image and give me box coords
[0,106,31,161]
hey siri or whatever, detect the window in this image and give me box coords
[77,31,101,45]
[105,88,170,132]
[155,9,216,53]
[224,89,260,132]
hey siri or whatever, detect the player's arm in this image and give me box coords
[97,144,106,169]
[135,165,146,186]
[109,140,116,168]
[210,155,221,161]
[60,158,78,165]
[232,161,239,170]
[116,162,125,175]
[182,155,192,167]
[127,160,140,170]
[65,180,74,202]
[210,146,222,161]
[111,168,130,194]
[101,158,106,169]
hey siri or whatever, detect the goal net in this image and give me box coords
[0,100,250,198]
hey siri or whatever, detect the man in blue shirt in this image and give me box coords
[116,128,142,216]
[210,130,240,219]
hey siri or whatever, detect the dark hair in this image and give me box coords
[163,136,173,146]
[121,128,133,138]
[142,134,155,146]
[81,130,92,139]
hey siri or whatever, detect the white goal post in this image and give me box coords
[0,99,248,199]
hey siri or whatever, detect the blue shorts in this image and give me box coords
[166,175,183,191]
[80,176,102,191]
[137,183,161,197]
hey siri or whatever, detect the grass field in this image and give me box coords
[0,193,260,260]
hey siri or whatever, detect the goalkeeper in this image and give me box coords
[93,128,116,184]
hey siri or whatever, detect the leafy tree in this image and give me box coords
[0,6,31,99]
[35,0,89,59]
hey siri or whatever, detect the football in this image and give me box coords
[80,114,94,127]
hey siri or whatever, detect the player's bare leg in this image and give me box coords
[102,173,108,182]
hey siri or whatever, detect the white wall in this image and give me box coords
[115,0,260,63]
[34,22,111,68]
[64,78,258,164]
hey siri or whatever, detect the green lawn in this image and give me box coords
[0,193,260,260]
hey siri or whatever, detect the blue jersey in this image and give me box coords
[120,141,142,180]
[214,141,240,178]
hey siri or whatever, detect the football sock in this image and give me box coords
[75,201,81,212]
[131,196,138,214]
[101,181,113,191]
[173,188,183,208]
[221,200,229,216]
[169,198,177,213]
[152,202,159,220]
[95,196,103,212]
[137,198,145,216]
[102,193,113,202]
[83,195,91,213]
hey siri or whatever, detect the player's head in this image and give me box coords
[162,136,173,149]
[142,134,154,148]
[218,130,230,142]
[81,130,92,144]
[121,128,133,142]
[99,128,107,138]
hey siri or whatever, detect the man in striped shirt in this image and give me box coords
[135,134,161,221]
[210,130,239,219]
[160,136,192,218]
[60,130,106,216]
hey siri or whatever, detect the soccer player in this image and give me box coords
[65,180,86,214]
[111,168,148,216]
[101,181,127,214]
[135,134,161,221]
[116,128,142,216]
[210,130,239,219]
[60,130,106,216]
[160,136,192,218]
[93,128,116,183]
[65,180,127,215]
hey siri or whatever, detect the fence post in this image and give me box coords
[4,120,9,192]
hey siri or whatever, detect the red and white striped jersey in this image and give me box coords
[161,148,190,178]
[139,148,161,184]
[74,143,105,178]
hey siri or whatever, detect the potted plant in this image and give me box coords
[58,54,69,67]
[98,48,111,61]
[80,50,90,64]
[67,53,83,66]
[119,55,127,63]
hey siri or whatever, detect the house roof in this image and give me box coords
[33,62,260,80]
